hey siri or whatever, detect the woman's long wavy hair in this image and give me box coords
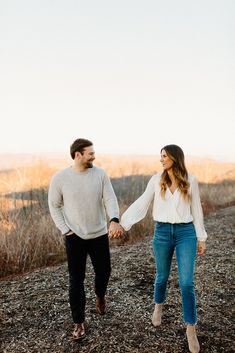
[160,144,190,201]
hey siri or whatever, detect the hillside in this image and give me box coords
[1,206,234,353]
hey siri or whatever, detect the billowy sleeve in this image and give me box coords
[190,176,207,241]
[120,175,155,231]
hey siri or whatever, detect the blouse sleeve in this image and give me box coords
[120,175,156,231]
[190,176,207,241]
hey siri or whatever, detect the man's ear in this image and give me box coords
[75,151,82,159]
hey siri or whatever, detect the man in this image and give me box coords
[48,138,123,340]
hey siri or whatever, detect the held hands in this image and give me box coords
[108,222,125,239]
[197,241,206,256]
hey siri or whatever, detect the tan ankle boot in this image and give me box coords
[186,325,200,353]
[151,304,163,326]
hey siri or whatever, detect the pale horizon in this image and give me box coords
[1,0,234,162]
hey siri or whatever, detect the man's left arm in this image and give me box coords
[102,172,124,238]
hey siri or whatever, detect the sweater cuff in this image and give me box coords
[62,226,71,235]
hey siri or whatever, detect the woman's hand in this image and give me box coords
[197,241,206,256]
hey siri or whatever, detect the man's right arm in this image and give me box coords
[48,176,70,235]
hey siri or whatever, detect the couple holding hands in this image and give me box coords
[48,138,206,353]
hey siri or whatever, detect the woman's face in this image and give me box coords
[160,149,174,171]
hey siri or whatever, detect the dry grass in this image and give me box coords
[1,207,235,353]
[95,154,235,182]
[0,155,234,277]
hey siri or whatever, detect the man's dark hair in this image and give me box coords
[70,138,93,159]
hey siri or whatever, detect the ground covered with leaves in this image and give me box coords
[1,207,234,353]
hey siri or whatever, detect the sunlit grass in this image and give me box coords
[0,155,234,277]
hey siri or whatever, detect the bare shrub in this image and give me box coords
[200,180,235,214]
[0,192,65,277]
[0,156,234,277]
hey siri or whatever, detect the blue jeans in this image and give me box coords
[152,222,197,324]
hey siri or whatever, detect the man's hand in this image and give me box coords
[197,241,206,256]
[108,222,124,239]
[65,230,74,236]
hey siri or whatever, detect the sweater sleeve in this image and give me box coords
[190,176,207,241]
[120,175,155,231]
[48,175,70,235]
[102,172,119,220]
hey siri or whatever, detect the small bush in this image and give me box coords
[0,157,234,277]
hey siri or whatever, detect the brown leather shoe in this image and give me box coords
[72,323,86,340]
[96,296,106,315]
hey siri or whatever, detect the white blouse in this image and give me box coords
[120,173,207,241]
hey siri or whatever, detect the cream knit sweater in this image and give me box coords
[48,166,119,239]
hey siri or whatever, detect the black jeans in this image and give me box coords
[65,233,111,323]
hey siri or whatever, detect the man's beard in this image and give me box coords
[86,162,93,168]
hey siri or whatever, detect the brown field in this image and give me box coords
[0,155,235,278]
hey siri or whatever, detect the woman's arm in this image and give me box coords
[120,175,156,231]
[190,176,207,243]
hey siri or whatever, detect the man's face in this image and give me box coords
[80,146,95,168]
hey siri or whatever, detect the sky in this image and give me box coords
[0,0,235,162]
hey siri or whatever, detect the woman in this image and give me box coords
[120,145,207,353]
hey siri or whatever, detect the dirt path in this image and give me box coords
[1,207,234,353]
